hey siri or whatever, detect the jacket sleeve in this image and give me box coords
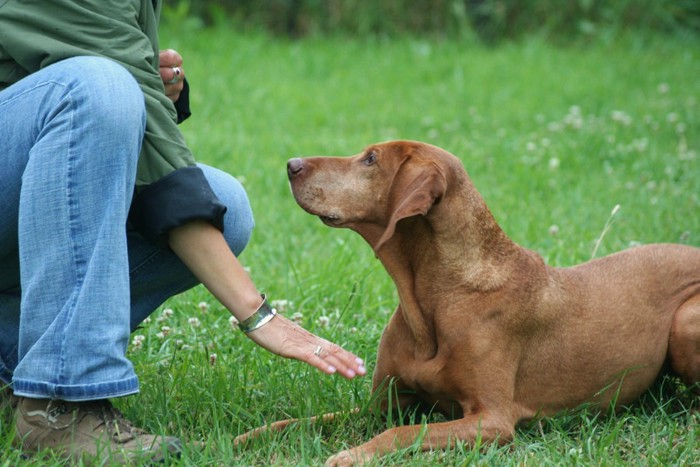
[129,166,226,245]
[174,78,192,124]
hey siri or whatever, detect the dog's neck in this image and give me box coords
[372,185,524,360]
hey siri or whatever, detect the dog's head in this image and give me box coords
[288,140,459,252]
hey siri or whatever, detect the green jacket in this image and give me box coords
[0,0,226,244]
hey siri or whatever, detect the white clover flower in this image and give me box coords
[142,316,152,324]
[547,122,563,132]
[611,110,632,125]
[318,315,331,328]
[548,157,560,170]
[160,326,171,336]
[188,317,201,327]
[563,111,583,129]
[526,141,536,151]
[158,308,174,322]
[632,138,648,152]
[270,299,292,313]
[132,335,145,349]
[291,311,304,324]
[209,353,217,366]
[198,301,209,313]
[549,225,560,236]
[228,315,239,329]
[156,332,165,339]
[657,83,670,94]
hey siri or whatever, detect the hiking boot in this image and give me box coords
[14,397,181,463]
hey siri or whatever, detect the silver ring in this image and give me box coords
[168,66,181,84]
[313,345,322,357]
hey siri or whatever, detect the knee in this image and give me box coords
[199,164,255,256]
[222,179,255,257]
[59,56,146,135]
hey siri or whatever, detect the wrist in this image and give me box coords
[238,294,277,333]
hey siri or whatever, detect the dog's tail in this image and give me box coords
[232,408,361,446]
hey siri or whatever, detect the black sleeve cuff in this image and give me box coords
[129,166,227,246]
[174,79,191,124]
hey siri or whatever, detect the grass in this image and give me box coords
[4,26,699,465]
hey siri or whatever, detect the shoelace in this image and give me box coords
[45,399,138,443]
[96,401,139,443]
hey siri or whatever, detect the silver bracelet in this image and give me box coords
[238,294,277,333]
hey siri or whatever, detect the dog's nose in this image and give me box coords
[287,158,304,178]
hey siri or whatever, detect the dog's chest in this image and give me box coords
[379,336,459,405]
[399,356,464,415]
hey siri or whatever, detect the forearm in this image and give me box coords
[168,220,262,322]
[168,219,367,379]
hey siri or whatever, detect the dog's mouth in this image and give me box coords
[319,214,343,227]
[291,192,345,227]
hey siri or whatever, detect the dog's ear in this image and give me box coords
[374,162,447,252]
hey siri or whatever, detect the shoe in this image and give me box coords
[14,397,181,463]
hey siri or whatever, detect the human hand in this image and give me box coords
[159,49,185,102]
[246,313,367,379]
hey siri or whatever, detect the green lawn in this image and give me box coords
[4,26,699,465]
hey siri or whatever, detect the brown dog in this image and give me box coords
[239,140,700,465]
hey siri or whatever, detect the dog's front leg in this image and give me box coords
[325,414,515,466]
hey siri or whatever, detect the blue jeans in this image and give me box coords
[0,57,254,401]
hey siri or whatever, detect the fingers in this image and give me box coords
[246,314,367,380]
[164,66,183,85]
[159,49,184,102]
[159,49,182,68]
[308,340,367,380]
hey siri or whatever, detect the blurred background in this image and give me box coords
[162,0,700,41]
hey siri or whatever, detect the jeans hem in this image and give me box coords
[12,376,139,401]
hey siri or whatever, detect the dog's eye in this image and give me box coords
[363,152,377,166]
